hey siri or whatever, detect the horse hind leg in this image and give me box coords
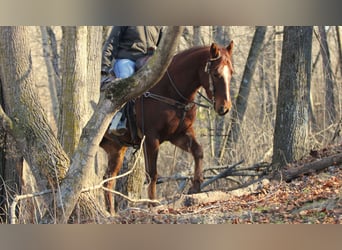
[100,138,128,215]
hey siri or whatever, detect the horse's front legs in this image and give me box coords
[143,137,160,202]
[170,130,204,194]
[187,138,204,194]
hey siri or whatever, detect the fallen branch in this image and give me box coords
[282,152,342,181]
[200,160,244,189]
[156,160,270,189]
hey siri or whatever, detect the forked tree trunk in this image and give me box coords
[0,26,70,222]
[48,26,185,223]
[0,26,184,223]
[58,26,108,222]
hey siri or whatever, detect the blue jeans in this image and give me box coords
[113,59,136,78]
[109,59,136,134]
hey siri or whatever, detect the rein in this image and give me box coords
[142,70,212,110]
[143,54,222,111]
[143,91,194,111]
[166,70,212,109]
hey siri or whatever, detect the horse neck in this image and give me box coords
[162,47,210,101]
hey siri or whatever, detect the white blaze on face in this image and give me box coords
[222,65,231,104]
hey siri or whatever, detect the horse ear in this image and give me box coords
[226,40,234,56]
[210,43,220,59]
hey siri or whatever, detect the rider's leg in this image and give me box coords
[108,59,136,136]
[113,59,136,78]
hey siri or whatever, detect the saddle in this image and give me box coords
[121,100,142,148]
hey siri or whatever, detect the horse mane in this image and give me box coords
[174,45,210,59]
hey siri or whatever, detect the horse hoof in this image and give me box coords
[188,187,200,194]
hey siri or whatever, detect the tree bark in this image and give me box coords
[40,26,60,134]
[272,26,313,169]
[57,26,108,222]
[258,27,277,124]
[49,26,184,223]
[220,26,267,161]
[318,26,336,125]
[336,26,342,77]
[0,26,70,185]
[0,26,70,222]
[214,27,231,161]
[0,26,184,223]
[59,26,88,156]
[282,153,342,181]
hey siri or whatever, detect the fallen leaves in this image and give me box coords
[108,144,342,224]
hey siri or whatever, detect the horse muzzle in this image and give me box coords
[216,101,231,116]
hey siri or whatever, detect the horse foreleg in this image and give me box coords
[171,131,204,194]
[100,139,127,215]
[143,138,160,202]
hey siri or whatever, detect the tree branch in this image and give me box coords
[49,26,184,224]
[282,153,342,181]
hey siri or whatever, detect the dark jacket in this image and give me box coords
[101,26,163,73]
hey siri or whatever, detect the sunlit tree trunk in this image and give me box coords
[51,26,184,223]
[57,26,108,221]
[0,26,183,223]
[40,26,60,134]
[0,26,70,222]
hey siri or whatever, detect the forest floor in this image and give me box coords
[108,143,342,224]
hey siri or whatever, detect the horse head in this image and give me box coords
[203,41,234,116]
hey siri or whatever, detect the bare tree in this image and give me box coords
[318,26,336,125]
[0,27,70,222]
[336,26,342,77]
[272,26,313,169]
[0,26,184,223]
[219,26,267,162]
[40,26,60,132]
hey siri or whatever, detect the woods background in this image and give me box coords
[0,26,341,223]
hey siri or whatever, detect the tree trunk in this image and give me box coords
[258,27,277,124]
[214,27,231,161]
[0,76,21,223]
[59,26,88,156]
[272,26,313,169]
[40,26,60,134]
[318,26,336,125]
[0,26,70,184]
[220,26,267,161]
[336,26,342,77]
[0,26,70,222]
[57,26,108,222]
[48,26,185,223]
[0,26,184,223]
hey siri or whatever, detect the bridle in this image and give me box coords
[143,55,223,111]
[204,54,222,103]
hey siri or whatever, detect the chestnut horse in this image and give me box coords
[100,42,234,214]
